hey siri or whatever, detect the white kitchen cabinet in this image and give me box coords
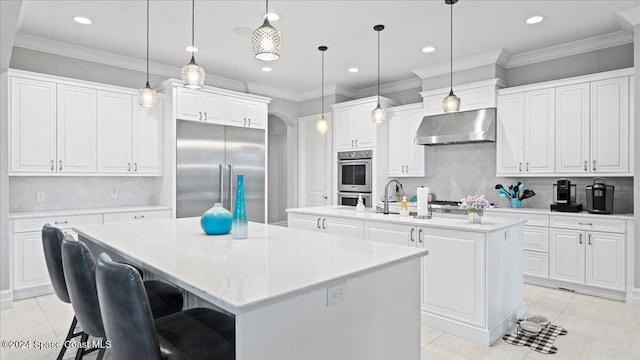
[420,79,501,116]
[246,101,267,129]
[364,221,414,246]
[226,98,267,129]
[203,93,225,124]
[387,104,428,177]
[132,99,164,174]
[585,231,625,291]
[287,213,363,239]
[333,107,355,149]
[56,85,97,173]
[549,228,585,285]
[354,104,377,148]
[103,209,172,224]
[496,93,524,174]
[9,78,57,173]
[523,251,549,278]
[97,91,133,173]
[523,226,550,253]
[590,77,629,173]
[556,83,590,173]
[629,76,634,173]
[176,87,227,125]
[332,96,397,150]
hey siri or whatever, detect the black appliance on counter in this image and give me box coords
[550,179,583,212]
[586,178,614,214]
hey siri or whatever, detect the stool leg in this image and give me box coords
[57,316,78,360]
[74,333,89,360]
[96,346,106,360]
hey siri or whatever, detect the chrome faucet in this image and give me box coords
[383,179,404,214]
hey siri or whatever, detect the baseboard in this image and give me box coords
[0,289,13,309]
[12,284,53,301]
[630,288,640,307]
[524,276,626,302]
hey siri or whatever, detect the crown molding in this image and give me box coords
[246,82,300,101]
[411,49,511,80]
[356,77,422,98]
[507,31,633,69]
[617,6,640,33]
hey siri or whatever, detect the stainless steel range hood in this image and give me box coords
[415,108,496,146]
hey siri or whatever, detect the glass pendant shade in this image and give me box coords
[316,115,329,134]
[371,104,386,124]
[182,56,205,89]
[138,82,157,107]
[443,90,461,113]
[253,19,282,61]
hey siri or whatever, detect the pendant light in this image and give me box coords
[317,46,329,134]
[138,0,157,107]
[253,0,282,61]
[371,24,386,124]
[181,0,205,89]
[442,0,461,113]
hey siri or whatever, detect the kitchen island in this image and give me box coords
[74,217,427,360]
[287,206,527,345]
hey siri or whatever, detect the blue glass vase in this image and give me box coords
[232,174,248,239]
[200,203,232,235]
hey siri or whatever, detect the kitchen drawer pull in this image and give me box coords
[355,140,358,147]
[317,218,321,229]
[579,222,593,226]
[593,160,596,171]
[134,215,145,219]
[59,160,63,171]
[54,220,69,225]
[526,162,529,172]
[579,233,583,244]
[134,163,138,172]
[588,233,592,245]
[322,218,326,230]
[243,118,247,126]
[418,229,423,243]
[204,112,208,121]
[402,165,405,173]
[410,228,415,242]
[128,162,131,172]
[351,140,354,148]
[519,162,522,172]
[50,160,54,171]
[584,161,588,171]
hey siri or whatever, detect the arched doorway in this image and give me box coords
[268,114,288,224]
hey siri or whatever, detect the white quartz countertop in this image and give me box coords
[74,218,427,314]
[286,206,526,232]
[9,206,172,219]
[484,207,634,221]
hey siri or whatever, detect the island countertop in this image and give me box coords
[74,217,427,314]
[286,206,526,233]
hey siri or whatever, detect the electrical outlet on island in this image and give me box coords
[110,189,118,199]
[36,191,45,202]
[327,282,348,306]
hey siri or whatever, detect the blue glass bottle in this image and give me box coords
[232,174,248,239]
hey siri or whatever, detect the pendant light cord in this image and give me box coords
[191,0,195,48]
[450,2,453,92]
[266,0,269,16]
[146,0,150,84]
[321,50,324,116]
[377,29,380,104]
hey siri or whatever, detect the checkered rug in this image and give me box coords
[502,319,568,354]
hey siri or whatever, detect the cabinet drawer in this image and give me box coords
[103,210,172,224]
[523,226,549,252]
[523,251,549,278]
[487,211,549,227]
[550,215,625,233]
[13,214,103,233]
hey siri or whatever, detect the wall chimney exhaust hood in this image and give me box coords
[415,108,496,146]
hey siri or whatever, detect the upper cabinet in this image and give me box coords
[175,86,268,129]
[332,96,398,150]
[9,70,164,176]
[421,79,504,116]
[387,103,432,177]
[497,69,633,177]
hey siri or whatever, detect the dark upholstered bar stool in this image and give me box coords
[61,236,185,360]
[41,224,84,360]
[96,253,236,360]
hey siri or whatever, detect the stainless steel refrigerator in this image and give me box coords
[176,120,266,222]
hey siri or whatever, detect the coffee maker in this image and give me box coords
[586,178,614,214]
[550,179,583,212]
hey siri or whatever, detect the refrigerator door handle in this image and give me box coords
[219,164,224,205]
[228,164,234,210]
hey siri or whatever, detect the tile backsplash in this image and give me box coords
[395,143,633,214]
[9,177,162,212]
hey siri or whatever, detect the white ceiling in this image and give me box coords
[15,0,639,93]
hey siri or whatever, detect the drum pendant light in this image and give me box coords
[317,46,329,134]
[443,0,460,113]
[371,24,386,124]
[253,0,282,61]
[138,0,157,107]
[181,0,205,89]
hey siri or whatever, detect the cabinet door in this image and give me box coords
[629,76,634,173]
[56,85,97,173]
[132,98,163,174]
[176,87,202,121]
[523,226,550,252]
[334,108,354,150]
[591,77,629,173]
[364,222,413,246]
[97,91,132,173]
[406,108,426,176]
[523,251,549,278]
[585,231,625,291]
[203,93,225,124]
[13,232,50,292]
[549,229,585,285]
[288,214,323,233]
[9,78,57,173]
[556,83,590,174]
[354,104,377,148]
[246,101,267,129]
[323,216,364,239]
[524,89,555,173]
[387,111,407,176]
[226,98,246,127]
[496,93,524,174]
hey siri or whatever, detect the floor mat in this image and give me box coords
[502,320,568,354]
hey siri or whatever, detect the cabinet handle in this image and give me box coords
[243,118,247,126]
[402,165,405,173]
[578,222,593,226]
[355,140,358,147]
[418,229,423,243]
[351,140,354,148]
[128,162,131,172]
[59,160,63,171]
[322,218,326,230]
[593,160,596,171]
[54,220,68,225]
[248,118,251,126]
[410,228,415,242]
[526,162,529,172]
[204,112,208,121]
[199,112,202,120]
[134,163,138,172]
[134,215,145,219]
[50,160,54,171]
[406,165,409,173]
[317,218,321,229]
[588,233,592,245]
[519,162,522,172]
[579,233,583,244]
[584,161,588,171]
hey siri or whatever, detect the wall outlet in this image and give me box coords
[327,282,347,307]
[36,191,45,202]
[110,189,118,199]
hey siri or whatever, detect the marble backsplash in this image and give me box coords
[395,143,634,215]
[9,177,162,212]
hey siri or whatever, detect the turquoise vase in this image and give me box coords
[232,174,248,239]
[200,203,232,235]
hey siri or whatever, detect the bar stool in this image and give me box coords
[96,253,235,360]
[61,236,185,360]
[41,224,84,360]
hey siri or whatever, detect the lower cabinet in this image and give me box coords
[364,222,416,247]
[523,251,549,278]
[287,213,364,239]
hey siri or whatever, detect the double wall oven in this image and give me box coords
[337,150,373,207]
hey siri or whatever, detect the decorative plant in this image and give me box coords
[459,195,490,211]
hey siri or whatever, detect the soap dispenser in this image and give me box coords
[356,194,366,212]
[399,196,409,216]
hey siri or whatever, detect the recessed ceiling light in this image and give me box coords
[261,67,272,72]
[422,46,436,53]
[185,46,198,52]
[73,16,92,25]
[348,68,359,73]
[266,13,280,21]
[526,15,544,24]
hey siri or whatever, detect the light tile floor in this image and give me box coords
[1,284,639,359]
